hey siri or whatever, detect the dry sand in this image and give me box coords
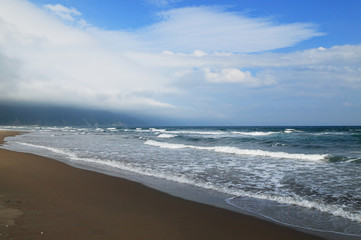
[0,131,325,239]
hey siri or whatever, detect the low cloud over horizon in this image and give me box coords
[0,0,360,125]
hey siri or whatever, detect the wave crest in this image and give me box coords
[144,140,327,161]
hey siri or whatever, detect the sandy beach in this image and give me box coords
[0,131,326,240]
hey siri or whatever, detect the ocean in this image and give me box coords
[1,126,361,238]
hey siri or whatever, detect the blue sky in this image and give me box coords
[28,0,361,48]
[0,0,360,125]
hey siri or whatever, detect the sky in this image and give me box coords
[0,0,360,125]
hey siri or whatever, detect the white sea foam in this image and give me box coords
[58,149,361,225]
[144,140,327,161]
[157,134,177,138]
[8,137,361,227]
[284,129,304,133]
[166,130,223,135]
[154,129,279,137]
[134,128,151,132]
[226,192,361,225]
[136,128,278,137]
[17,142,78,159]
[231,131,279,136]
[133,128,167,133]
[311,132,348,136]
[150,128,167,133]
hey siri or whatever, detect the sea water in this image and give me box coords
[1,126,361,238]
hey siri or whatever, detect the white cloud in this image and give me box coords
[192,50,208,57]
[141,6,323,53]
[206,68,252,83]
[0,0,174,113]
[44,4,81,21]
[146,0,181,7]
[0,0,360,122]
[204,68,271,86]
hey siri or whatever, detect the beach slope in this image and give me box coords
[0,131,325,239]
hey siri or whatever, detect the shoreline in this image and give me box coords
[0,131,327,239]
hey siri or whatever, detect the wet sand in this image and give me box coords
[0,131,325,239]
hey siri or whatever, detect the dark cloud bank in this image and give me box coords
[0,104,148,127]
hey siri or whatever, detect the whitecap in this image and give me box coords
[157,134,177,138]
[231,131,279,136]
[144,140,327,161]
